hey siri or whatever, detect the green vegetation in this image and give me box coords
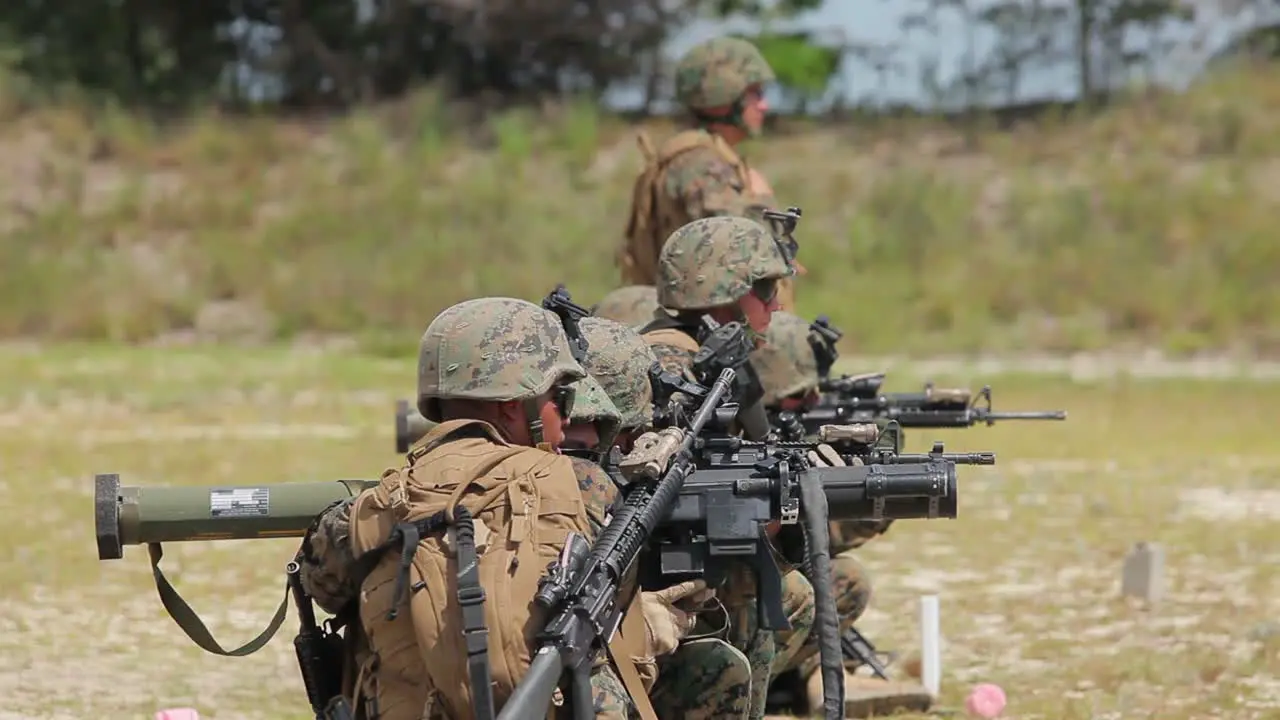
[1,345,1277,718]
[1,65,1279,356]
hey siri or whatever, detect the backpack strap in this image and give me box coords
[371,441,535,720]
[622,130,741,285]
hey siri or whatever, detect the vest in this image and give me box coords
[620,129,752,286]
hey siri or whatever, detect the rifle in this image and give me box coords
[761,205,803,267]
[802,315,1066,433]
[499,373,977,720]
[286,559,354,720]
[840,626,892,680]
[496,366,740,720]
[774,418,996,467]
[690,319,770,439]
[542,284,592,363]
[795,380,1066,435]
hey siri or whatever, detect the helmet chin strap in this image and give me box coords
[522,397,554,452]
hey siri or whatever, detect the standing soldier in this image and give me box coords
[620,36,805,311]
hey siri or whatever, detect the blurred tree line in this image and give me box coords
[0,0,1277,113]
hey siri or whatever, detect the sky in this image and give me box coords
[600,0,1275,111]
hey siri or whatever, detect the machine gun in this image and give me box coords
[499,366,972,720]
[627,432,966,624]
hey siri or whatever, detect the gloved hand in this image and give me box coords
[639,579,716,657]
[807,442,846,468]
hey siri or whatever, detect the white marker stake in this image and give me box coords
[920,595,941,697]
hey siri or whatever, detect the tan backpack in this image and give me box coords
[347,419,656,720]
[620,129,751,286]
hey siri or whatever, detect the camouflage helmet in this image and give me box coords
[753,311,821,405]
[568,374,622,450]
[656,216,792,311]
[579,317,657,430]
[592,285,660,330]
[417,297,586,421]
[674,37,776,110]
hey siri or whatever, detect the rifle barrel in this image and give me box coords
[497,649,564,720]
[987,410,1068,420]
[880,451,995,465]
[807,461,958,520]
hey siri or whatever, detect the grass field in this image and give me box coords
[2,65,1280,355]
[1,345,1277,719]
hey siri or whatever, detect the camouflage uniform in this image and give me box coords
[576,316,754,720]
[753,311,930,717]
[620,37,800,312]
[637,216,802,720]
[300,298,657,719]
[591,286,661,331]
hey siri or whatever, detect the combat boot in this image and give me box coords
[806,670,934,718]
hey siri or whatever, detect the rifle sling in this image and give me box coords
[147,541,289,656]
[606,631,660,720]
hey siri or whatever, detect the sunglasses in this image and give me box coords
[751,278,779,305]
[550,385,576,418]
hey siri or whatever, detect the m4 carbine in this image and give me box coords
[798,379,1066,434]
